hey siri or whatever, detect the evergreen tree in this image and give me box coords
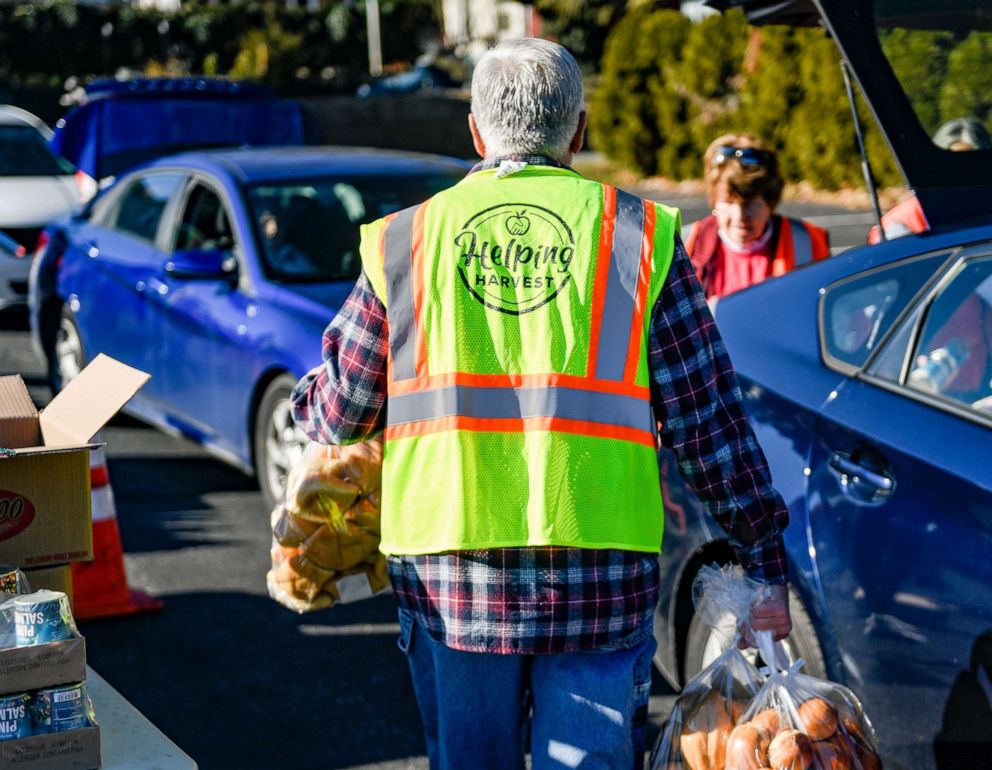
[880,28,955,136]
[939,31,992,131]
[589,7,680,177]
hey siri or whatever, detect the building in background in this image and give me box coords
[441,0,540,53]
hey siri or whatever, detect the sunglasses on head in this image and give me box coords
[712,145,772,168]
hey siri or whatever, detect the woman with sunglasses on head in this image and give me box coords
[685,132,830,301]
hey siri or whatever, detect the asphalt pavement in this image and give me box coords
[0,195,874,769]
[0,316,680,770]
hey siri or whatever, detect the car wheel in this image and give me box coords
[52,306,85,392]
[253,374,308,510]
[683,583,827,682]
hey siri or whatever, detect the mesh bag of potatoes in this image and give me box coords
[649,565,767,770]
[727,632,883,770]
[266,438,391,613]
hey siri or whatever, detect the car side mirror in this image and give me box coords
[165,249,237,281]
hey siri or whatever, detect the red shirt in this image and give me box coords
[686,214,830,299]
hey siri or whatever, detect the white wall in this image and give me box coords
[442,0,532,46]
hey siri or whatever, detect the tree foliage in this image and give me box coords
[0,0,442,90]
[535,0,679,72]
[591,8,992,190]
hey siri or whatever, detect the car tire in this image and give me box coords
[51,306,86,393]
[253,374,308,510]
[683,582,827,682]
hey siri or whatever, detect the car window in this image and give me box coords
[116,174,183,241]
[0,124,75,176]
[247,173,461,283]
[175,184,235,253]
[820,252,949,371]
[114,173,184,243]
[904,257,992,416]
[875,12,992,151]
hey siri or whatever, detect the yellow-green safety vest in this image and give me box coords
[359,165,680,555]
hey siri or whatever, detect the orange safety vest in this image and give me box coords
[685,214,830,297]
[868,195,929,244]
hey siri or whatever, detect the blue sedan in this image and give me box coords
[654,226,992,767]
[656,4,992,768]
[31,146,466,505]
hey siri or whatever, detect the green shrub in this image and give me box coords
[591,9,992,190]
[589,7,681,177]
[0,0,440,89]
[939,31,992,129]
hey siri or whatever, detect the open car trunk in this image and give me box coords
[704,0,992,231]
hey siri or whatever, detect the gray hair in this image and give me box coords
[471,38,584,159]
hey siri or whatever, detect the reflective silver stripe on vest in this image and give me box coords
[387,385,654,434]
[382,205,420,381]
[788,217,813,266]
[595,189,646,381]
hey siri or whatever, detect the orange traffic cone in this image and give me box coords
[71,443,164,620]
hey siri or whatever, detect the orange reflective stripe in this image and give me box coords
[772,217,793,276]
[387,385,654,434]
[684,220,698,253]
[596,190,646,380]
[384,415,656,447]
[379,211,398,266]
[411,202,428,377]
[587,184,617,377]
[624,203,656,383]
[387,371,650,399]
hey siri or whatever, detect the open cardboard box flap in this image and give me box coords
[40,354,150,447]
[1,354,149,453]
[0,375,41,448]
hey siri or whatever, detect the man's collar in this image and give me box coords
[469,155,573,174]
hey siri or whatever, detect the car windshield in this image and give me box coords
[0,124,75,176]
[875,2,992,151]
[247,173,462,283]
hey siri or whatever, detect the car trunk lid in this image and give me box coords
[704,0,992,230]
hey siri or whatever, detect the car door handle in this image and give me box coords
[828,452,895,493]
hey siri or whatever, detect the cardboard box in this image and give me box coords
[0,355,149,569]
[0,637,87,697]
[0,724,100,770]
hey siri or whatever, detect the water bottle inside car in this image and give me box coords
[908,339,969,393]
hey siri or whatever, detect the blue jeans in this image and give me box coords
[397,609,656,770]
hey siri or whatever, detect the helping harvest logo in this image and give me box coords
[455,203,574,315]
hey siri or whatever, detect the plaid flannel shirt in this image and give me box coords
[292,160,789,654]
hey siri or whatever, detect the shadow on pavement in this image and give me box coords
[80,592,426,770]
[108,455,258,554]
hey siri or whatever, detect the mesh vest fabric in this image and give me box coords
[359,166,680,554]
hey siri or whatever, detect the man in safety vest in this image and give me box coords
[293,38,793,770]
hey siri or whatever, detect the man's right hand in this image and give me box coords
[738,582,791,649]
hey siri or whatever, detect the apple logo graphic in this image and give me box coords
[505,212,531,236]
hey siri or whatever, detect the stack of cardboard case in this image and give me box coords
[0,355,148,769]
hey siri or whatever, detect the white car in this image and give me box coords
[0,105,80,257]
